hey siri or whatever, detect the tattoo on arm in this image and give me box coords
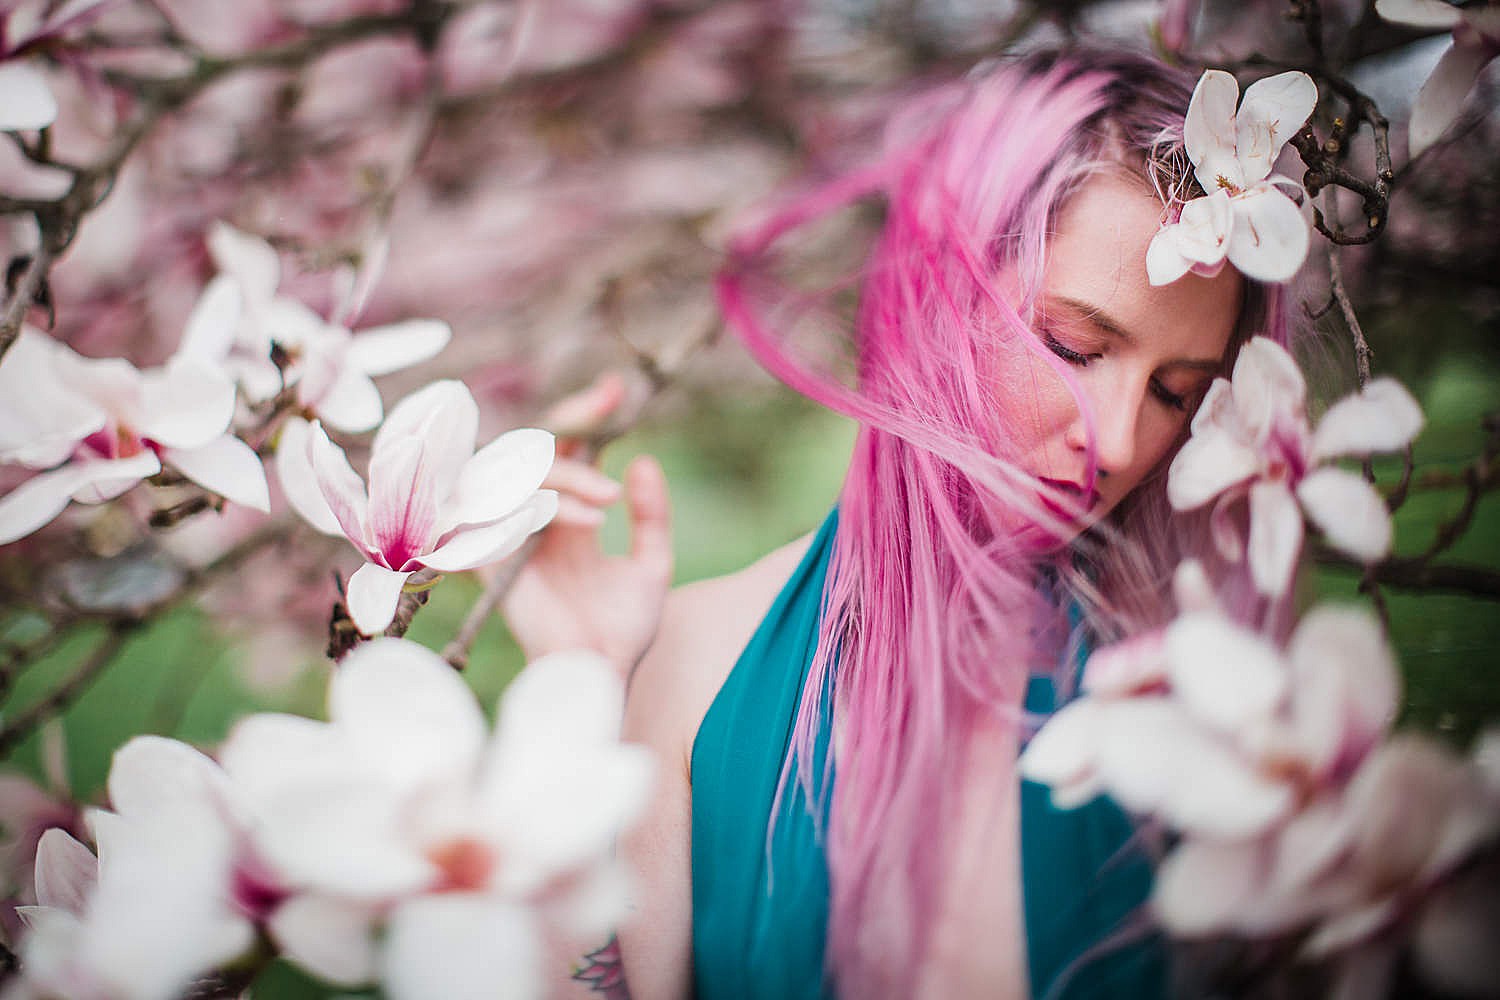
[572,935,631,999]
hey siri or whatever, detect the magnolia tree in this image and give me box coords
[0,0,1497,997]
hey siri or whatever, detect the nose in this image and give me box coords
[1064,376,1143,478]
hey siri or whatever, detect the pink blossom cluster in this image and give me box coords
[7,640,654,1000]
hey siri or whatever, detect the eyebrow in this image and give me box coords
[1049,295,1224,373]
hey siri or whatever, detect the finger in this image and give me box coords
[541,372,628,441]
[552,494,608,528]
[543,457,622,505]
[625,454,673,582]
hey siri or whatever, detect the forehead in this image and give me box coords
[1045,172,1243,360]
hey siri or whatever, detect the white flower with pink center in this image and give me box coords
[0,329,269,546]
[1167,336,1423,598]
[275,379,557,635]
[1376,0,1500,157]
[1146,69,1318,286]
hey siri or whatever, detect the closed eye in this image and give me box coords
[1151,377,1189,411]
[1043,331,1100,367]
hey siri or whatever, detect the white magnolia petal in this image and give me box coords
[366,435,442,568]
[421,491,557,573]
[1210,491,1247,563]
[372,380,479,476]
[1166,429,1260,510]
[309,366,384,434]
[1248,479,1304,598]
[306,422,372,551]
[1172,559,1218,615]
[1311,377,1425,461]
[1236,72,1318,183]
[1018,697,1103,801]
[1091,697,1193,815]
[1297,466,1393,563]
[1184,69,1243,192]
[138,358,236,449]
[0,62,59,131]
[496,650,627,751]
[262,296,325,351]
[1225,185,1311,283]
[218,712,353,810]
[0,454,158,545]
[1231,337,1307,440]
[1166,611,1288,733]
[1374,0,1463,28]
[347,319,451,376]
[1164,736,1296,837]
[1153,837,1263,936]
[67,451,163,506]
[1189,376,1235,436]
[178,277,242,362]
[1145,226,1192,287]
[547,859,633,941]
[1171,189,1234,265]
[382,895,540,1000]
[0,330,105,467]
[1287,605,1400,777]
[33,828,97,916]
[1411,40,1492,157]
[275,418,343,535]
[344,562,410,636]
[267,894,378,987]
[444,427,555,530]
[208,222,280,307]
[162,435,270,512]
[1080,630,1168,696]
[14,905,82,990]
[106,736,234,829]
[332,638,487,789]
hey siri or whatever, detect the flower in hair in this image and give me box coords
[1165,337,1424,598]
[1146,69,1318,286]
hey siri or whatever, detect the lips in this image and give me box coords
[1037,478,1102,522]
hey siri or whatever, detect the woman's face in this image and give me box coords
[994,171,1245,535]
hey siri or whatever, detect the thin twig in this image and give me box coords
[442,536,543,670]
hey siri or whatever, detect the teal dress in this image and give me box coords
[690,511,1167,999]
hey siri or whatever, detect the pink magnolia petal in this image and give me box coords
[421,491,557,573]
[33,828,96,916]
[1231,338,1307,443]
[381,894,540,1000]
[306,422,372,553]
[1410,40,1493,157]
[1153,837,1263,936]
[1184,69,1244,193]
[367,435,442,568]
[1226,185,1311,283]
[344,562,410,635]
[267,894,378,987]
[1172,559,1219,614]
[178,277,242,362]
[161,436,270,512]
[1210,491,1247,562]
[331,638,487,788]
[1248,479,1304,598]
[138,358,236,449]
[309,366,384,434]
[1287,605,1400,778]
[1236,72,1318,184]
[1158,0,1198,51]
[1189,377,1235,436]
[1145,226,1192,287]
[1167,429,1260,511]
[1375,0,1462,29]
[1166,611,1288,733]
[1311,377,1425,461]
[0,62,58,131]
[0,453,159,545]
[443,427,555,531]
[1297,466,1393,563]
[275,418,343,535]
[372,381,478,480]
[347,319,451,376]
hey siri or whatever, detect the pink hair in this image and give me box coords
[717,50,1292,996]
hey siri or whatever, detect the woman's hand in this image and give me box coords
[501,374,674,680]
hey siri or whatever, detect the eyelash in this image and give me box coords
[1042,332,1190,412]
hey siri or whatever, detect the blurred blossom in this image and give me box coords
[1167,337,1424,598]
[1376,0,1500,157]
[1159,0,1199,52]
[0,0,113,131]
[0,328,269,546]
[275,381,556,634]
[1146,70,1317,286]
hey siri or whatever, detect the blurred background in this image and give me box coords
[1,4,1497,975]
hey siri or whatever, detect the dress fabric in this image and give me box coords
[689,510,1166,999]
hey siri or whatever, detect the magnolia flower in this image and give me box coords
[276,380,557,634]
[1158,0,1200,52]
[0,0,112,131]
[1167,337,1424,598]
[181,222,450,432]
[217,639,655,999]
[1146,69,1317,286]
[10,739,259,1000]
[0,329,269,546]
[1376,0,1500,157]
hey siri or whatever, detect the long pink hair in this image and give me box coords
[717,49,1291,996]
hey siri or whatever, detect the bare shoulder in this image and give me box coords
[625,531,816,764]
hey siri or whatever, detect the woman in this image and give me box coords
[505,48,1293,999]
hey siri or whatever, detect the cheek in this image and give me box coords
[989,348,1077,445]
